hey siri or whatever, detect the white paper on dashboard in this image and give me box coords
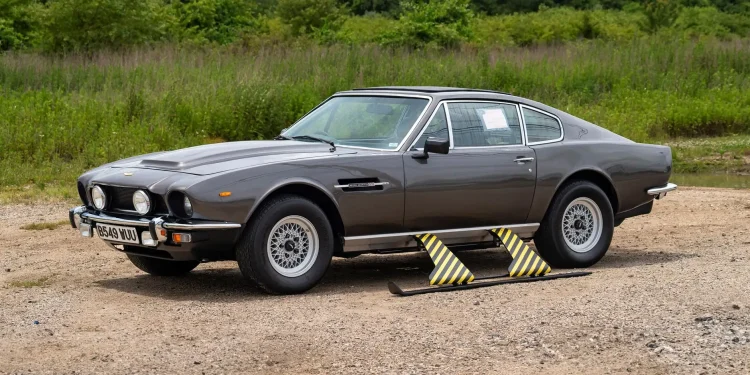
[478,108,509,130]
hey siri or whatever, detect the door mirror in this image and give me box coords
[413,137,449,159]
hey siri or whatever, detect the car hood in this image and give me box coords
[110,140,343,175]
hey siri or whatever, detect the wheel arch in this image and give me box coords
[555,169,620,214]
[245,180,345,252]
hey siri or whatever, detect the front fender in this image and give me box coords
[242,177,340,223]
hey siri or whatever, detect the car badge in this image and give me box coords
[124,171,133,176]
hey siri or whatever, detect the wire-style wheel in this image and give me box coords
[561,197,603,253]
[266,215,319,278]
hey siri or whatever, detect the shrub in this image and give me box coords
[171,0,259,44]
[276,0,347,37]
[0,0,42,50]
[640,0,681,33]
[382,0,474,48]
[673,7,750,39]
[335,15,398,44]
[43,0,170,52]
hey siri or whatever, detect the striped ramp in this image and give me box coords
[415,233,475,285]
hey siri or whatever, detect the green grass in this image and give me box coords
[1,37,750,202]
[8,276,51,288]
[20,219,71,230]
[667,135,750,174]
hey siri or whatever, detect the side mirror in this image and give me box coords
[413,137,449,159]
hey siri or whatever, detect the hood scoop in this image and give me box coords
[133,140,333,173]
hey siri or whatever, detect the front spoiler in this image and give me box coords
[69,206,241,248]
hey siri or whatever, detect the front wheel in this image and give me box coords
[236,195,334,294]
[534,180,614,268]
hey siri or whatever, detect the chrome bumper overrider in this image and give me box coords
[647,182,678,199]
[69,206,241,247]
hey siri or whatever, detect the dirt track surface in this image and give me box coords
[1,187,749,374]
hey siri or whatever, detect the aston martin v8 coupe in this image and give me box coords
[69,87,676,294]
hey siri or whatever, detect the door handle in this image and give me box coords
[514,157,535,164]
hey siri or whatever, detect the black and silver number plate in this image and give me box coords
[95,223,139,244]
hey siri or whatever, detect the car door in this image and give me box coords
[403,101,537,232]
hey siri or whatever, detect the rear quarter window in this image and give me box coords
[523,107,562,143]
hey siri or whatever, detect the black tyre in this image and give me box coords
[236,195,334,294]
[534,180,614,268]
[126,252,200,276]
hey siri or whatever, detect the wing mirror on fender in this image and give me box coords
[413,137,449,159]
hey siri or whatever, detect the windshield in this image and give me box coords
[283,96,429,150]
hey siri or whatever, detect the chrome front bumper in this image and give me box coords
[69,206,242,247]
[647,182,678,199]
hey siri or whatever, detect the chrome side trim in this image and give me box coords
[343,223,539,252]
[334,182,390,189]
[647,182,677,198]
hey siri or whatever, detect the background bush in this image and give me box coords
[381,0,474,48]
[43,0,171,52]
[171,0,259,44]
[1,0,750,51]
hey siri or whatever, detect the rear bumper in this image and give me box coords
[647,182,677,199]
[69,206,242,261]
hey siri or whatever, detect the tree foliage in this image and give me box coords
[43,0,170,52]
[0,0,749,52]
[0,0,41,50]
[171,0,258,44]
[276,0,346,36]
[382,0,474,48]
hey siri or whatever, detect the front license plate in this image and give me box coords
[95,223,139,244]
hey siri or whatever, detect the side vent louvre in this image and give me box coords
[336,178,387,192]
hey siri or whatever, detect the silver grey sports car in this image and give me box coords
[69,86,676,294]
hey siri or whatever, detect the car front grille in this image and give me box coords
[102,186,169,216]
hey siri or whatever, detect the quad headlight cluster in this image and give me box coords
[90,184,193,217]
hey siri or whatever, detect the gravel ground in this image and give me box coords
[1,187,749,374]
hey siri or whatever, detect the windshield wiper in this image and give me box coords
[274,134,292,140]
[291,135,336,152]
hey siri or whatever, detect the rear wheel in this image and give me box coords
[236,195,334,294]
[534,180,614,268]
[126,252,200,276]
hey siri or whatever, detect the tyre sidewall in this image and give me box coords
[242,197,334,294]
[546,182,614,267]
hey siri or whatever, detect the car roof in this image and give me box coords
[338,86,532,103]
[334,86,586,125]
[349,86,512,95]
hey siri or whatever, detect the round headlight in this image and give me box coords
[91,186,107,210]
[132,190,151,215]
[183,196,193,217]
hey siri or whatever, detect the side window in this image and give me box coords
[413,104,449,149]
[447,102,522,147]
[523,107,562,143]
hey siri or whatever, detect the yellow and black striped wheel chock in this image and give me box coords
[387,228,591,296]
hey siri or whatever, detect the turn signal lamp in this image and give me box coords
[219,191,232,197]
[172,233,192,243]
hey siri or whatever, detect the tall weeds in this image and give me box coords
[1,38,749,186]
